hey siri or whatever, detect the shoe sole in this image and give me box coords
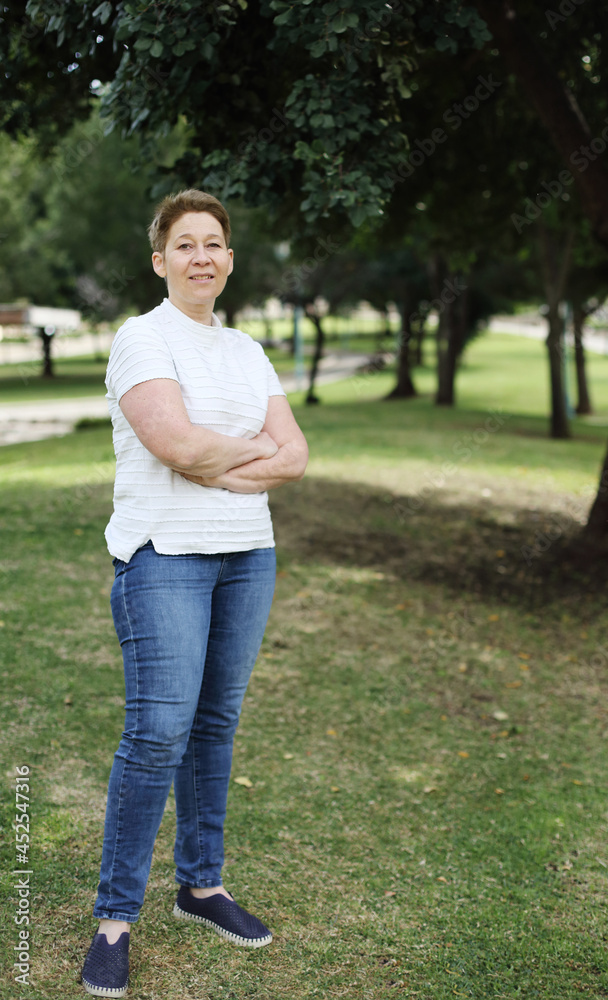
[172,902,272,948]
[81,976,128,998]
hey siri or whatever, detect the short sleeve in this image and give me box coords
[106,319,178,402]
[265,354,286,397]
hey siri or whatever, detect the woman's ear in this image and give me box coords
[152,251,166,278]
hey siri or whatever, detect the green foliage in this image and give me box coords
[13,0,492,230]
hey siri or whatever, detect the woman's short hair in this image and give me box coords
[148,189,231,254]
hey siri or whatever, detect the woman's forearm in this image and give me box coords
[179,439,309,493]
[167,427,278,478]
[119,379,278,477]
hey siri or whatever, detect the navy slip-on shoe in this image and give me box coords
[81,932,130,997]
[173,886,272,948]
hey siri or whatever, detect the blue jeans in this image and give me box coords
[93,542,276,922]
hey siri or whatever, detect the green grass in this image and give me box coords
[1,334,608,998]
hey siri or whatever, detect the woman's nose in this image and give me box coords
[192,244,211,264]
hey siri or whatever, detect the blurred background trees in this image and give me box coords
[1,0,608,536]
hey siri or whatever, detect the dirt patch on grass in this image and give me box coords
[271,477,607,612]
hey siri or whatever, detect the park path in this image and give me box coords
[0,351,371,445]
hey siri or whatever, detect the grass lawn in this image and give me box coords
[1,333,608,999]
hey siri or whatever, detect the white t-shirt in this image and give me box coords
[104,297,286,561]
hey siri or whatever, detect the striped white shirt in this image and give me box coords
[104,297,285,561]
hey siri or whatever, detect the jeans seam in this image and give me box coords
[105,565,140,915]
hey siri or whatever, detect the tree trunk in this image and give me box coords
[435,300,455,406]
[305,307,325,404]
[38,328,55,378]
[545,307,570,439]
[572,304,593,415]
[583,445,608,543]
[412,317,426,368]
[386,295,417,399]
[435,276,469,407]
[537,223,573,438]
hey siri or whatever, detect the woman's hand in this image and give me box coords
[254,430,280,460]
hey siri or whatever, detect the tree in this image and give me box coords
[469,2,608,539]
[8,0,608,539]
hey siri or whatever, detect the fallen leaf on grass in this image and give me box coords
[330,786,340,793]
[572,779,584,786]
[437,876,448,883]
[518,652,530,659]
[458,751,469,758]
[234,776,253,788]
[492,710,509,721]
[283,753,294,760]
[488,614,499,622]
[326,728,337,736]
[384,890,396,897]
[495,788,505,795]
[505,681,522,689]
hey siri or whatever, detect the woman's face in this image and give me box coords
[152,211,234,323]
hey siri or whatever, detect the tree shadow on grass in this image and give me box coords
[270,476,607,615]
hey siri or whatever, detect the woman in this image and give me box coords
[81,189,308,997]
